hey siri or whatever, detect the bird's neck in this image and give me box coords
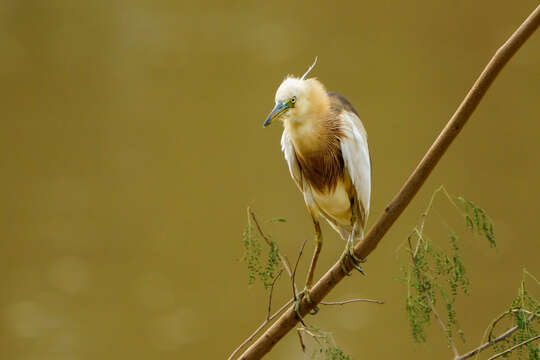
[284,96,332,155]
[285,118,324,152]
[284,105,345,194]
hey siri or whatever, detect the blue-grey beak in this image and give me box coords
[264,102,288,127]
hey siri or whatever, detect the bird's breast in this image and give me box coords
[311,180,351,226]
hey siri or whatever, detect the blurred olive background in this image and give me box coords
[1,1,539,359]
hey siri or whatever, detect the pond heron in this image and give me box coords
[264,58,371,317]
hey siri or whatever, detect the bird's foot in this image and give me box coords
[339,243,367,276]
[294,287,319,322]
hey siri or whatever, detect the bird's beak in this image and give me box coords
[264,102,288,127]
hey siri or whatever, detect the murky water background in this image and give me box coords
[1,1,539,359]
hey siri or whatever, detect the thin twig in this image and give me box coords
[227,299,293,360]
[320,299,384,306]
[487,335,540,360]
[296,329,306,353]
[292,238,308,302]
[429,293,459,358]
[267,270,283,320]
[249,208,294,280]
[290,238,308,327]
[487,309,534,341]
[237,5,540,359]
[456,313,537,360]
[298,327,328,339]
[486,310,512,342]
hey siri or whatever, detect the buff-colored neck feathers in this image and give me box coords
[279,78,330,150]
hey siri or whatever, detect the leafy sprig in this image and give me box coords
[241,207,282,289]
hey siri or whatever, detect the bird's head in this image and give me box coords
[264,57,328,128]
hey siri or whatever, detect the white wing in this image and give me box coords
[280,128,303,191]
[340,111,371,222]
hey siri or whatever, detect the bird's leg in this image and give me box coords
[294,214,322,320]
[305,216,322,289]
[340,204,367,276]
[341,224,366,275]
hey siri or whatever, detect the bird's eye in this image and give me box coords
[290,96,296,104]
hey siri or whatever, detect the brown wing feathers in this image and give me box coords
[293,92,355,194]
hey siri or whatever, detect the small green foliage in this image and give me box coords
[324,347,351,360]
[299,325,352,360]
[406,294,431,342]
[402,188,540,359]
[241,208,283,289]
[269,218,287,223]
[263,241,280,288]
[504,272,540,360]
[242,215,261,285]
[489,273,539,359]
[241,208,353,359]
[401,186,496,347]
[403,231,470,345]
[456,197,496,247]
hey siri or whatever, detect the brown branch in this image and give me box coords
[236,5,540,359]
[487,335,540,360]
[228,238,308,359]
[227,299,293,360]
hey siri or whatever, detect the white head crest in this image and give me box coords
[300,56,318,80]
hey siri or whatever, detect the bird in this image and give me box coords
[263,58,371,316]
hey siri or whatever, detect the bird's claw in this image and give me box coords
[340,259,352,276]
[294,287,319,322]
[349,247,366,275]
[340,246,367,276]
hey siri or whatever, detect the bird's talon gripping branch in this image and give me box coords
[293,297,304,323]
[349,248,366,264]
[348,247,367,276]
[339,259,352,276]
[351,262,366,276]
[339,242,367,276]
[294,288,319,321]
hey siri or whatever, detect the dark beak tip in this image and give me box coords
[264,102,284,128]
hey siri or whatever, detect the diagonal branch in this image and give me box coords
[228,238,309,359]
[236,4,540,359]
[227,298,293,360]
[455,313,537,360]
[487,334,540,360]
